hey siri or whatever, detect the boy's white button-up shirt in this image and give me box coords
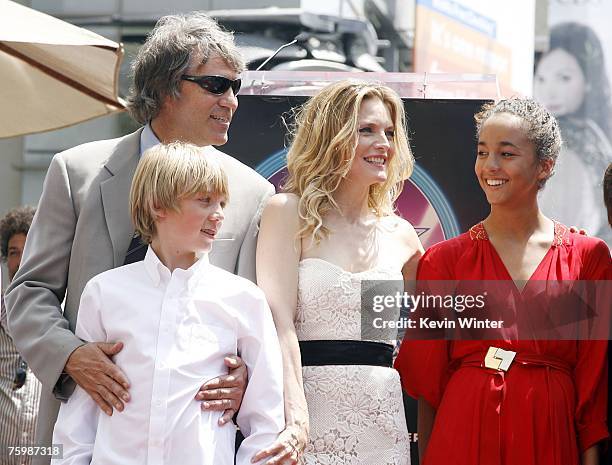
[52,248,284,465]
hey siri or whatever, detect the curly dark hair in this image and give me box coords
[0,206,35,261]
[475,98,562,189]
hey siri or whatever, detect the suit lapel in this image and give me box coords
[100,129,142,267]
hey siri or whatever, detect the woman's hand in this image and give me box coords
[251,423,308,464]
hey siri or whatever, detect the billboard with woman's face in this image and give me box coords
[534,3,612,245]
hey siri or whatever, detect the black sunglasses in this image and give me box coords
[181,75,241,95]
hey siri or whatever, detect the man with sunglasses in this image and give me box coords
[5,12,274,465]
[1,205,40,465]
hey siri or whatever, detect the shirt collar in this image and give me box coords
[143,246,210,289]
[139,124,220,159]
[140,123,161,156]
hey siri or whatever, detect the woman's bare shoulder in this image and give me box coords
[382,214,424,257]
[381,214,419,239]
[264,193,300,215]
[267,192,299,206]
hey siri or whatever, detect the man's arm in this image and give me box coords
[235,182,275,282]
[5,154,129,412]
[5,154,84,392]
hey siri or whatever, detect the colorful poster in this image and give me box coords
[534,1,612,245]
[224,96,490,250]
[414,0,535,97]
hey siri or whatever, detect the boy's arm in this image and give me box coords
[53,385,101,465]
[52,281,105,465]
[235,289,285,465]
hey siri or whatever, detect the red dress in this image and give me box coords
[395,222,610,465]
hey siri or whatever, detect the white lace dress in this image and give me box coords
[296,258,410,465]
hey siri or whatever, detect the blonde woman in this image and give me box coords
[254,81,423,465]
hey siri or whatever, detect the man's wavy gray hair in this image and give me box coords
[126,12,245,124]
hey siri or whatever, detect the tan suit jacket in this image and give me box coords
[5,128,274,463]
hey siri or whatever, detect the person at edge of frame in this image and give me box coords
[0,206,41,465]
[603,162,612,465]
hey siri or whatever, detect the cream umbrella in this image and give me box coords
[0,0,125,138]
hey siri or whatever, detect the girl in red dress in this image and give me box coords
[395,99,610,465]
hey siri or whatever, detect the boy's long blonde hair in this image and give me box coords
[283,80,414,244]
[130,142,229,244]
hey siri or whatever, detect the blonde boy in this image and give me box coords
[52,143,284,465]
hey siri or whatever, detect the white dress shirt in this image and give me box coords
[140,123,159,155]
[52,248,284,465]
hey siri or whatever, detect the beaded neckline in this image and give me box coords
[468,221,570,246]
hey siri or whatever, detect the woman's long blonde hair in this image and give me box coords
[283,80,414,244]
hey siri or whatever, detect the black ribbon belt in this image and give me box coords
[299,340,394,367]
